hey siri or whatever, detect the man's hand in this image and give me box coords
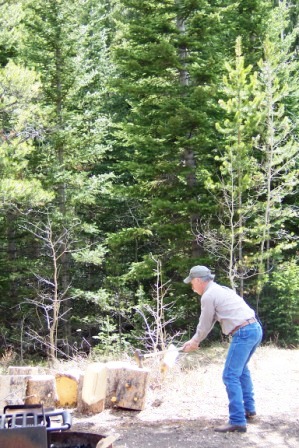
[182,339,199,352]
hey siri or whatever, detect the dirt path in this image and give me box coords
[72,345,299,448]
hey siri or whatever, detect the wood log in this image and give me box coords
[25,375,58,408]
[55,371,80,408]
[75,374,86,413]
[105,361,150,411]
[77,363,107,415]
[8,375,30,406]
[0,375,12,410]
[8,366,39,376]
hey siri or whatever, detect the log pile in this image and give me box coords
[0,361,150,415]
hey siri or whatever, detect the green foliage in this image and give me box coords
[108,0,222,283]
[0,60,52,206]
[72,245,108,266]
[249,1,299,297]
[91,315,133,356]
[260,260,299,347]
[0,1,24,66]
[0,0,298,359]
[201,36,264,291]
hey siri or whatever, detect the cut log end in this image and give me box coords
[55,373,79,408]
[25,375,58,408]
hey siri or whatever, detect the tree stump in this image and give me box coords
[105,361,150,411]
[55,371,80,408]
[77,363,107,415]
[25,375,58,408]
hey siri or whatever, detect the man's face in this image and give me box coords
[190,277,204,295]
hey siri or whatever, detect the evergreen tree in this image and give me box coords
[262,259,299,346]
[101,0,280,343]
[0,1,54,355]
[6,0,115,359]
[109,1,221,275]
[0,0,23,66]
[204,37,262,293]
[0,0,297,353]
[252,0,299,309]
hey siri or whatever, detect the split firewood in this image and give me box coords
[77,363,107,414]
[96,434,119,448]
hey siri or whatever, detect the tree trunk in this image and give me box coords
[177,5,200,258]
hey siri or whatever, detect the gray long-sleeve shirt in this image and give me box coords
[191,281,255,344]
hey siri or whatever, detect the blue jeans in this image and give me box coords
[222,322,263,426]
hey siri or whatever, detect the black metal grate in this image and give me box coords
[0,404,48,429]
[0,405,108,448]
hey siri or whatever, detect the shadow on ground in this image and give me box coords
[72,412,299,448]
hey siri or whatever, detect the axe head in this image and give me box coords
[161,344,180,371]
[134,344,181,370]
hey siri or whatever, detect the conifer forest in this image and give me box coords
[0,0,298,363]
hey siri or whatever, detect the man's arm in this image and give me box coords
[182,296,216,352]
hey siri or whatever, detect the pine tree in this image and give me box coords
[252,0,299,307]
[203,37,262,293]
[11,0,114,358]
[108,1,222,275]
[0,0,23,66]
[0,1,55,354]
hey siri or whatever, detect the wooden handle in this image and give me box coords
[96,434,119,448]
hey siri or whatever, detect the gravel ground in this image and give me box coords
[71,345,299,448]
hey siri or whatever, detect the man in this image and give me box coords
[182,265,263,433]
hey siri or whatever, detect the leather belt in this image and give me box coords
[230,317,257,336]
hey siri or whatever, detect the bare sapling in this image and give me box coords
[135,256,181,358]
